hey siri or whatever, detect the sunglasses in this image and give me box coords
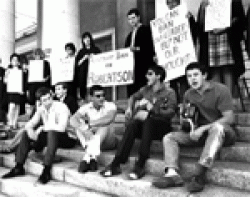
[94,93,105,98]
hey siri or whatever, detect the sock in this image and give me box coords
[82,153,91,163]
[164,168,178,177]
[43,165,51,173]
[16,163,23,170]
[196,164,208,177]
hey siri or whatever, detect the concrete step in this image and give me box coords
[0,167,112,197]
[1,154,250,196]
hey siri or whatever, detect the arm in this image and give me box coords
[24,110,41,130]
[70,111,86,129]
[89,109,117,128]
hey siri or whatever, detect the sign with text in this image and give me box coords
[28,60,44,83]
[87,48,134,87]
[151,3,196,81]
[51,57,75,85]
[7,69,23,94]
[205,0,232,31]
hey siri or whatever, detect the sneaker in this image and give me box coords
[152,175,184,189]
[78,160,89,173]
[89,159,98,171]
[100,164,121,177]
[186,175,205,193]
[128,164,145,180]
[37,170,51,184]
[2,166,25,179]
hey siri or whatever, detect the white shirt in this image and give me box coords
[77,101,117,123]
[25,101,70,132]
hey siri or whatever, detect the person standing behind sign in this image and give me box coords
[75,32,101,101]
[197,0,246,100]
[4,53,26,130]
[125,8,155,97]
[166,0,197,103]
[27,48,51,115]
[64,42,78,100]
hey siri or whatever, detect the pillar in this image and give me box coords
[39,0,80,57]
[0,0,15,68]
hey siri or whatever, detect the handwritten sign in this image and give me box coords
[151,3,196,81]
[51,57,75,85]
[7,69,23,94]
[205,0,232,31]
[28,60,44,83]
[87,48,134,87]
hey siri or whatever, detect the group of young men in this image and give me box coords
[1,61,236,194]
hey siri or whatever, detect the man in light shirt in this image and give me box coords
[70,85,118,173]
[2,87,77,184]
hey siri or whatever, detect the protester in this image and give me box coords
[125,8,155,97]
[75,32,101,100]
[2,87,77,184]
[27,48,51,114]
[4,53,27,130]
[70,85,118,173]
[197,0,246,99]
[152,62,236,193]
[101,65,177,180]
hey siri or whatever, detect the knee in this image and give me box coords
[209,123,225,138]
[163,133,174,145]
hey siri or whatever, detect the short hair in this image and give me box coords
[89,85,104,96]
[127,8,140,17]
[185,62,208,75]
[148,65,166,82]
[33,48,45,59]
[166,0,180,6]
[35,87,51,100]
[10,53,21,62]
[65,42,76,54]
[55,82,68,90]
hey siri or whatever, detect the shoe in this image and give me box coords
[37,170,52,184]
[78,160,89,173]
[128,164,145,180]
[2,166,25,179]
[152,175,184,189]
[186,175,206,193]
[100,164,121,177]
[89,159,98,172]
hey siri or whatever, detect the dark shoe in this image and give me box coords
[38,170,52,184]
[2,166,25,179]
[152,175,184,189]
[78,160,89,173]
[100,164,121,177]
[186,175,205,193]
[128,164,145,180]
[89,159,98,172]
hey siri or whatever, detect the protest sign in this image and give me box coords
[151,3,196,81]
[51,57,75,85]
[28,60,44,83]
[7,69,23,94]
[205,0,232,31]
[87,48,134,87]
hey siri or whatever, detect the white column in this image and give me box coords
[40,0,80,57]
[0,0,15,68]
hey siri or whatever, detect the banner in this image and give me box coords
[150,3,196,81]
[7,69,23,94]
[51,57,75,85]
[205,0,232,31]
[87,48,134,87]
[28,60,44,83]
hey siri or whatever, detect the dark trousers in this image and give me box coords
[15,130,76,166]
[112,117,172,167]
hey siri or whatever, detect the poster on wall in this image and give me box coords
[7,69,23,94]
[205,0,232,31]
[28,60,44,83]
[51,57,75,85]
[151,3,196,81]
[87,48,134,87]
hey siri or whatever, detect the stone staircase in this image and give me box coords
[0,101,250,196]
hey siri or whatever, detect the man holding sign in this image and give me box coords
[197,0,246,99]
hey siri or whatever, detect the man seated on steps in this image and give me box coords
[0,82,78,154]
[100,65,177,180]
[2,87,77,184]
[70,85,118,173]
[152,62,236,193]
